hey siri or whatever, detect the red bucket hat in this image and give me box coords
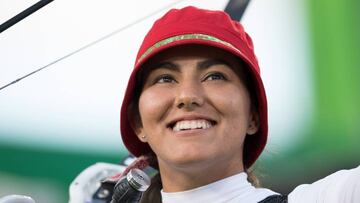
[120,6,268,168]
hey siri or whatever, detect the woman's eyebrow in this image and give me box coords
[148,61,180,72]
[147,59,231,73]
[197,59,232,70]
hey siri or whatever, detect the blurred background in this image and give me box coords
[0,0,359,202]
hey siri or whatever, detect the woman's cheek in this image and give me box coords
[139,87,173,121]
[207,85,251,118]
[206,86,235,110]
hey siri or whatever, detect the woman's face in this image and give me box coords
[134,45,259,174]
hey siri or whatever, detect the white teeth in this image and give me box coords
[191,121,197,129]
[172,119,213,132]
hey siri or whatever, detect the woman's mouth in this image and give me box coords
[170,119,216,132]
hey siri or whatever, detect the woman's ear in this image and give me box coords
[128,104,147,143]
[130,116,148,143]
[246,109,260,135]
[137,130,148,143]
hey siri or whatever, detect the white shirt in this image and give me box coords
[161,172,278,203]
[288,165,360,203]
[161,165,360,203]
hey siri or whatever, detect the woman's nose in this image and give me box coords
[175,81,204,111]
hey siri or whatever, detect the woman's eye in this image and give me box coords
[156,75,175,83]
[204,72,227,81]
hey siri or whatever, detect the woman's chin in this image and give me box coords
[159,151,216,171]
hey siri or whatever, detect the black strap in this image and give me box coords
[258,195,288,203]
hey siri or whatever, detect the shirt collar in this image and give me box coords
[161,172,253,203]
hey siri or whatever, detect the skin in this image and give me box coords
[133,45,259,192]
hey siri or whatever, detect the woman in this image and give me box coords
[119,6,359,203]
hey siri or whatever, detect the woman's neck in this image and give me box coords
[158,158,244,192]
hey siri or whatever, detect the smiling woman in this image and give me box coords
[120,6,277,202]
[117,6,360,203]
[135,45,258,191]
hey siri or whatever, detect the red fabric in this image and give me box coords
[120,6,268,168]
